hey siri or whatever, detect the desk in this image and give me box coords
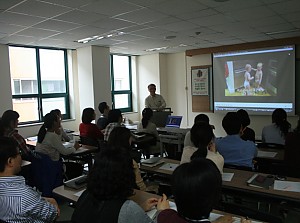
[140,158,300,206]
[26,139,98,171]
[256,148,284,161]
[53,185,263,222]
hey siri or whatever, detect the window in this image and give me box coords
[110,55,132,112]
[9,46,70,123]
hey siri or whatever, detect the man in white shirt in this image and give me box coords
[145,84,166,111]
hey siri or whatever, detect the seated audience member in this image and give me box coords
[157,159,246,223]
[36,112,79,161]
[50,109,70,142]
[262,108,291,145]
[184,114,215,147]
[215,112,257,168]
[79,107,104,141]
[71,146,169,223]
[237,109,255,142]
[0,110,31,160]
[0,137,59,222]
[107,127,147,191]
[97,102,110,130]
[137,108,160,156]
[284,119,300,167]
[180,122,224,173]
[103,109,123,141]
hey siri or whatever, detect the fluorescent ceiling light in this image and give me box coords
[265,29,300,35]
[76,32,125,44]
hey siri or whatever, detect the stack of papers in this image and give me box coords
[222,173,234,182]
[274,180,300,192]
[257,151,277,158]
[158,163,179,171]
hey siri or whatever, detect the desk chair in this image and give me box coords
[159,134,184,159]
[79,136,100,147]
[133,133,159,159]
[31,152,63,197]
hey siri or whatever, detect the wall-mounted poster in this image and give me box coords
[191,66,210,95]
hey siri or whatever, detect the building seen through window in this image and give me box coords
[9,46,70,123]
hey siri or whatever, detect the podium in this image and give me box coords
[151,108,172,127]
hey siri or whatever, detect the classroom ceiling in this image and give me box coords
[0,0,300,55]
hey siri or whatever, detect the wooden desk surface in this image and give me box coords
[25,139,98,156]
[53,185,263,222]
[141,158,300,204]
[222,168,300,203]
[256,147,284,161]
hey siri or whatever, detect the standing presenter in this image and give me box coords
[145,84,166,111]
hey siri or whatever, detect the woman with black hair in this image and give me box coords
[107,127,147,191]
[180,122,224,173]
[157,159,248,223]
[72,146,169,223]
[262,108,291,145]
[137,108,160,157]
[50,109,70,142]
[0,110,31,160]
[137,108,158,138]
[79,107,103,140]
[36,112,79,161]
[237,109,255,143]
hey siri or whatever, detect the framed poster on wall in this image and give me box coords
[191,66,211,96]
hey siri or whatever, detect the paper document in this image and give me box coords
[210,213,262,223]
[257,151,277,158]
[74,189,85,197]
[222,173,234,182]
[274,180,300,192]
[147,201,177,219]
[158,163,179,171]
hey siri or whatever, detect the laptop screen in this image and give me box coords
[165,116,182,128]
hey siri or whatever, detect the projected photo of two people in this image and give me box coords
[224,60,275,97]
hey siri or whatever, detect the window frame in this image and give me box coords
[9,45,70,123]
[110,54,133,113]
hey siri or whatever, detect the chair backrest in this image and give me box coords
[31,152,63,197]
[224,163,253,171]
[256,142,284,150]
[80,136,99,147]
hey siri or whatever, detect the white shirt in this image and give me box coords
[180,146,224,173]
[145,94,166,110]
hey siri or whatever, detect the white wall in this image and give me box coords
[0,45,13,114]
[136,54,160,115]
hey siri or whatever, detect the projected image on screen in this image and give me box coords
[213,45,295,115]
[224,60,275,96]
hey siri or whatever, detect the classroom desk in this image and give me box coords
[53,185,262,222]
[256,147,284,161]
[26,138,98,171]
[140,158,300,206]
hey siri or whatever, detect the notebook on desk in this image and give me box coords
[64,175,88,189]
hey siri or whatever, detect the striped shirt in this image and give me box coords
[0,176,57,223]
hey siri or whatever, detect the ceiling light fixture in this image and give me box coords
[265,29,300,35]
[76,32,125,44]
[145,44,189,52]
